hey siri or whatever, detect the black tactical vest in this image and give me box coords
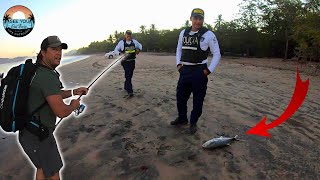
[181,27,209,63]
[122,40,136,60]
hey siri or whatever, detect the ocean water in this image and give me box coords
[0,55,90,75]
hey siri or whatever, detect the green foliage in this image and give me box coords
[76,0,320,61]
[292,11,320,61]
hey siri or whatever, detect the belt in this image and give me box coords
[123,59,135,61]
[183,64,207,67]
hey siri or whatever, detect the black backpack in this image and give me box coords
[0,59,46,133]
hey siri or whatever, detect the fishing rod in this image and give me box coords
[56,53,128,126]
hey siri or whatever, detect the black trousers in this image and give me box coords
[176,64,208,124]
[121,60,135,94]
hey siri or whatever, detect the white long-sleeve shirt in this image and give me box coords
[176,29,221,73]
[114,39,142,54]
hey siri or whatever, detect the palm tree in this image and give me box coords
[3,14,11,29]
[150,24,156,33]
[139,25,146,34]
[184,20,190,27]
[114,31,120,41]
[214,14,223,31]
[28,14,35,27]
[107,34,113,44]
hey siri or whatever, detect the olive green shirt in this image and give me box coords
[27,66,62,130]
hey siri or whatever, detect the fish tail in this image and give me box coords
[233,135,239,140]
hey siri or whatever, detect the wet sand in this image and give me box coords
[0,53,319,179]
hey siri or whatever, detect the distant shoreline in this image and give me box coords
[0,55,89,65]
[0,55,90,74]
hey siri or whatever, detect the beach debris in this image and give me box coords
[202,135,239,149]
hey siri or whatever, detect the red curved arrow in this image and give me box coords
[246,66,310,137]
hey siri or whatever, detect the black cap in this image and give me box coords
[41,35,68,50]
[191,8,204,18]
[125,30,132,35]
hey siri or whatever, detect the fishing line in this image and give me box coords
[55,53,128,126]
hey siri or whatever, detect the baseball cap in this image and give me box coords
[125,30,132,35]
[191,8,204,18]
[41,35,68,50]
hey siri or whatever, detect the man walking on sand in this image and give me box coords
[18,36,88,179]
[114,30,142,97]
[171,8,221,134]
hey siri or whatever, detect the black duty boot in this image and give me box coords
[170,117,188,125]
[189,124,197,134]
[128,92,134,97]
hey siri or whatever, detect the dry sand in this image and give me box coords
[0,53,319,179]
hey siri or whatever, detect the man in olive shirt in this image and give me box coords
[18,36,88,179]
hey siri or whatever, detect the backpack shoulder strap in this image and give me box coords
[29,61,47,116]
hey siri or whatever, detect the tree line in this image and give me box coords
[77,0,320,61]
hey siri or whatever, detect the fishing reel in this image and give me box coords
[74,104,86,116]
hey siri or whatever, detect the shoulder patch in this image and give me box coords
[212,36,217,42]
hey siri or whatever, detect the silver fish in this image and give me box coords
[202,135,239,149]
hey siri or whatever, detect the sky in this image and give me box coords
[0,0,242,58]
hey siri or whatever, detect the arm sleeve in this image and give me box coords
[133,39,142,50]
[114,41,123,54]
[176,30,184,66]
[207,32,221,73]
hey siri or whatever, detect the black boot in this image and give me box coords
[170,117,188,125]
[189,124,197,134]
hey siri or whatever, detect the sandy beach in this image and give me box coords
[0,53,319,179]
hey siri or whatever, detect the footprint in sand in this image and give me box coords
[117,106,123,112]
[92,61,104,68]
[110,127,127,137]
[83,112,95,119]
[67,133,78,144]
[132,108,150,117]
[157,136,167,141]
[162,99,170,103]
[156,144,172,156]
[104,102,117,108]
[124,121,133,129]
[78,124,95,133]
[124,141,140,153]
[96,124,106,128]
[92,60,109,68]
[139,125,155,131]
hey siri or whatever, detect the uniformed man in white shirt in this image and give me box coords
[114,30,142,97]
[171,8,221,134]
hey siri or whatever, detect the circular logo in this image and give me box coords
[3,5,35,37]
